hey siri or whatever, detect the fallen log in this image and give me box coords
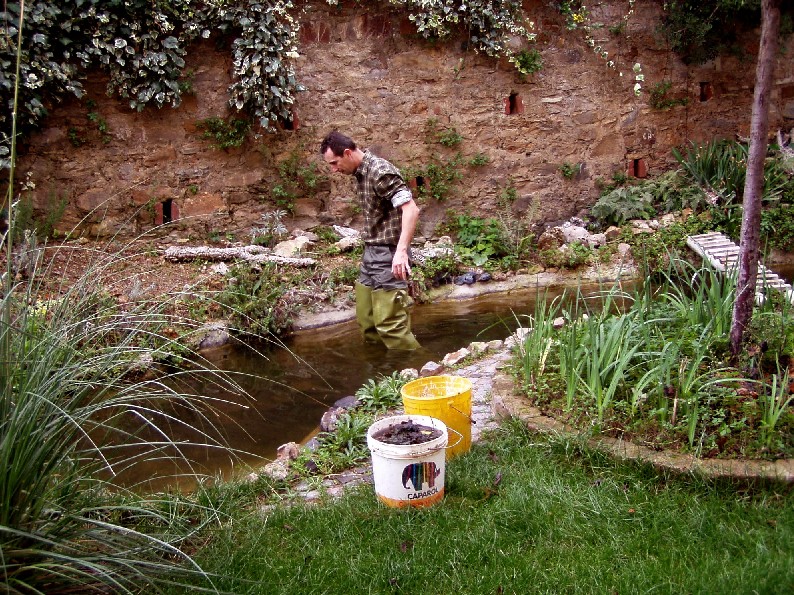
[163,245,316,267]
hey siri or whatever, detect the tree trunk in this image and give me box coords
[730,0,781,359]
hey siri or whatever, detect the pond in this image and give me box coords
[121,261,794,491]
[121,279,617,491]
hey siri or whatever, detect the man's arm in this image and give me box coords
[392,198,419,280]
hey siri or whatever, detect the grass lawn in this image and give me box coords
[176,420,793,594]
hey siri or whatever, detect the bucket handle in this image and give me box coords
[445,426,464,450]
[450,404,476,425]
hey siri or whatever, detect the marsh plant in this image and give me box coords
[291,373,410,476]
[515,261,794,457]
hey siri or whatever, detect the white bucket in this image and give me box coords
[366,414,448,508]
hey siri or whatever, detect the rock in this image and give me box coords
[197,322,230,350]
[506,327,531,351]
[469,341,490,356]
[659,213,677,227]
[414,238,456,263]
[276,442,300,461]
[587,233,606,248]
[399,368,419,381]
[304,437,321,451]
[320,406,345,432]
[454,273,476,285]
[487,339,504,351]
[443,347,470,367]
[537,227,565,250]
[333,225,360,238]
[261,460,290,481]
[333,395,359,408]
[420,360,443,376]
[605,226,622,241]
[273,236,313,257]
[297,230,319,242]
[617,243,632,259]
[336,236,362,251]
[210,262,229,275]
[561,224,590,244]
[476,272,492,282]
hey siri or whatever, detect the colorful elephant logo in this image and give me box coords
[402,461,441,491]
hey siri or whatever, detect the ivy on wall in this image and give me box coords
[379,0,536,70]
[0,0,301,168]
[0,0,534,169]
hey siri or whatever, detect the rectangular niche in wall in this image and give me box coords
[504,92,524,115]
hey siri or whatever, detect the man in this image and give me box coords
[320,130,420,350]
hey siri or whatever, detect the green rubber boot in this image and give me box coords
[355,282,381,343]
[372,288,421,350]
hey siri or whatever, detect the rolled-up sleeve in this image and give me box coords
[391,188,413,208]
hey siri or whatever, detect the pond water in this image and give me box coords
[122,279,625,491]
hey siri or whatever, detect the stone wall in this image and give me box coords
[15,1,794,241]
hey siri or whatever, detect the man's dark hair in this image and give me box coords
[320,131,356,156]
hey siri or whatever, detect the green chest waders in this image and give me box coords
[355,281,382,343]
[371,288,420,350]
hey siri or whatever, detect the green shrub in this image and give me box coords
[404,155,464,202]
[219,263,299,336]
[559,162,581,180]
[538,241,593,269]
[196,116,251,149]
[251,210,288,247]
[424,118,463,148]
[649,80,689,110]
[591,186,656,226]
[413,252,461,295]
[450,213,509,266]
[514,48,543,75]
[674,139,790,206]
[760,205,794,252]
[0,237,245,592]
[468,153,490,167]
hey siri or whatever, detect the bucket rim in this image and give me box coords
[367,414,448,457]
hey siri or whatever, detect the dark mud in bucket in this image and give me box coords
[366,414,448,508]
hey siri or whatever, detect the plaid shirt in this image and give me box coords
[354,150,412,245]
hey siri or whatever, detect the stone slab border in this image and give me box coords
[490,370,794,485]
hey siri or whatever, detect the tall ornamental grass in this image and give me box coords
[1,5,250,591]
[0,224,258,594]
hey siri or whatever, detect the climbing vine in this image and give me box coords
[388,0,536,73]
[0,0,301,168]
[1,0,536,168]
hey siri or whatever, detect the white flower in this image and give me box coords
[632,62,642,73]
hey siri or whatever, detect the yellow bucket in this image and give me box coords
[401,375,473,459]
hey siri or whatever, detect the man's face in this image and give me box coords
[323,148,355,175]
